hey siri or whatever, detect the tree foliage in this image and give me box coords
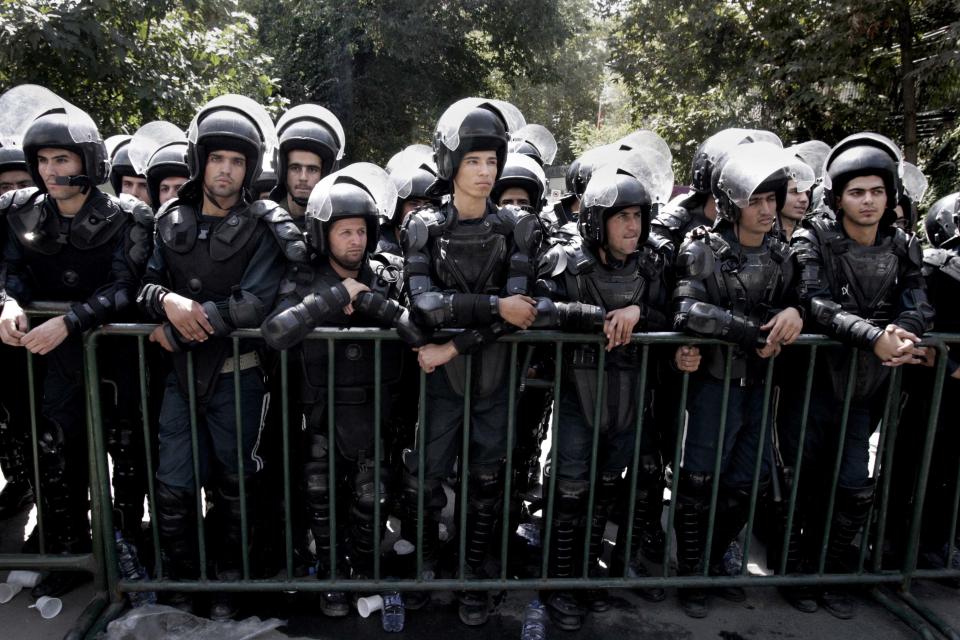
[605,0,960,197]
[0,0,280,133]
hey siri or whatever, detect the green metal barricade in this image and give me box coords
[49,323,960,636]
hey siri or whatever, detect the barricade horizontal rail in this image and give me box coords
[10,313,959,636]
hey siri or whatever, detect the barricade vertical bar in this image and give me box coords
[280,349,293,578]
[326,337,337,581]
[541,342,563,580]
[582,346,606,578]
[232,337,250,580]
[373,338,382,581]
[622,343,650,578]
[817,351,858,575]
[85,333,114,593]
[741,354,776,574]
[664,371,691,576]
[25,350,45,553]
[903,342,949,591]
[779,344,817,575]
[137,335,162,579]
[703,345,734,574]
[869,368,901,574]
[458,356,473,580]
[187,352,207,580]
[946,389,960,575]
[416,368,427,580]
[499,342,519,579]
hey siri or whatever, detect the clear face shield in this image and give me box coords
[717,142,816,209]
[510,124,558,165]
[0,84,65,148]
[276,103,346,162]
[386,144,433,175]
[306,162,399,225]
[435,98,526,152]
[128,121,185,176]
[581,148,673,210]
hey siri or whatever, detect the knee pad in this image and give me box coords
[637,453,663,484]
[554,479,589,523]
[351,461,387,525]
[468,464,504,510]
[400,472,446,516]
[678,471,713,503]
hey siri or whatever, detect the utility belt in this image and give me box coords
[219,351,261,374]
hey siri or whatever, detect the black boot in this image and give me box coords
[156,482,199,613]
[610,454,666,602]
[542,477,588,631]
[398,473,444,611]
[582,472,619,613]
[457,465,505,626]
[0,415,34,518]
[819,485,874,620]
[706,485,754,603]
[772,468,817,613]
[210,472,257,621]
[675,471,711,619]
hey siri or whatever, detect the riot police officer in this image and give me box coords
[137,95,305,619]
[262,163,426,616]
[109,134,153,208]
[789,133,934,618]
[672,142,811,618]
[534,153,672,629]
[127,121,190,210]
[269,104,345,223]
[0,88,152,597]
[381,145,439,255]
[398,97,540,626]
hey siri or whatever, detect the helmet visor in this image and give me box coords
[128,121,185,176]
[718,142,815,208]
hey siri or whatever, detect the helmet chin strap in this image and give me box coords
[53,175,93,194]
[203,185,241,213]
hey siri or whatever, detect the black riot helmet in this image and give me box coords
[387,146,439,225]
[253,166,277,198]
[714,142,815,225]
[508,124,558,167]
[305,162,397,258]
[823,132,902,220]
[565,157,582,196]
[146,141,189,206]
[690,128,751,194]
[579,151,660,250]
[924,192,960,249]
[0,146,28,175]
[22,106,110,194]
[108,137,139,195]
[490,153,548,212]
[183,95,276,202]
[272,104,345,204]
[787,140,831,181]
[433,98,524,186]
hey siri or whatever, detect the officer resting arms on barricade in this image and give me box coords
[136,95,306,621]
[785,133,934,619]
[396,98,541,626]
[0,87,152,598]
[671,142,810,619]
[260,164,426,617]
[533,152,673,630]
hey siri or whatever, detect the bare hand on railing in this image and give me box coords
[760,307,803,348]
[162,293,214,343]
[341,278,370,316]
[604,305,640,351]
[674,345,701,372]
[875,324,926,366]
[498,295,537,329]
[414,341,458,373]
[0,299,28,346]
[20,315,68,355]
[149,324,176,352]
[755,341,782,359]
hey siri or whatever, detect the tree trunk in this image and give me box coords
[898,0,918,163]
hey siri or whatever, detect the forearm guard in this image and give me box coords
[411,291,497,329]
[675,299,766,351]
[354,291,428,347]
[261,283,350,351]
[530,297,604,332]
[809,297,882,349]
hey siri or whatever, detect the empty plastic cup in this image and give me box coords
[357,594,383,618]
[0,583,22,604]
[6,571,42,588]
[30,595,62,619]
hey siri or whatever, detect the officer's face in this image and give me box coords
[204,150,246,199]
[328,217,367,270]
[780,179,809,222]
[36,147,84,201]
[498,186,533,211]
[121,175,152,207]
[739,191,778,234]
[839,175,886,227]
[158,176,188,206]
[454,151,497,199]
[0,169,33,194]
[604,205,643,260]
[286,149,323,201]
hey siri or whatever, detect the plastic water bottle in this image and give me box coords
[114,531,157,607]
[381,591,405,632]
[521,599,547,640]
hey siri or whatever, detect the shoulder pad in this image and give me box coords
[371,250,405,272]
[495,203,523,229]
[253,201,308,263]
[563,242,595,276]
[652,202,691,231]
[155,196,184,222]
[0,190,14,216]
[675,236,716,280]
[369,254,404,287]
[767,236,793,263]
[790,227,817,245]
[538,243,567,277]
[923,247,951,268]
[116,193,155,227]
[512,210,542,253]
[638,244,665,274]
[400,206,446,253]
[900,231,923,267]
